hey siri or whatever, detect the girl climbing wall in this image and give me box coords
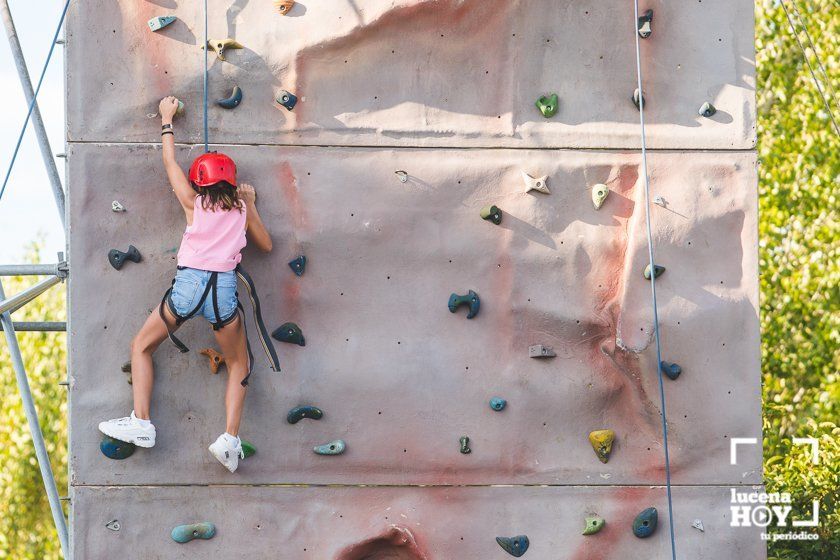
[97,96,274,473]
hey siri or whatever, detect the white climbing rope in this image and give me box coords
[631,2,677,558]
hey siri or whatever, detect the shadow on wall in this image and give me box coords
[336,526,428,560]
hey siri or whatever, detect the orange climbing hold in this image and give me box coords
[274,0,295,15]
[199,348,226,374]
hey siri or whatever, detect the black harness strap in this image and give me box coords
[235,265,281,374]
[159,271,220,353]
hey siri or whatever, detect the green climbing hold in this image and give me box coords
[241,439,256,459]
[535,93,559,118]
[148,16,177,32]
[699,102,716,117]
[448,290,480,319]
[480,205,502,225]
[313,439,346,455]
[459,435,471,454]
[633,507,658,538]
[589,429,615,464]
[489,397,507,411]
[583,515,605,535]
[496,535,529,557]
[660,361,682,380]
[100,436,135,460]
[643,264,666,280]
[272,322,305,346]
[638,9,653,38]
[171,522,216,543]
[633,88,646,110]
[287,405,323,424]
[176,100,185,116]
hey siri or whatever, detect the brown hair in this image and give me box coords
[192,181,243,212]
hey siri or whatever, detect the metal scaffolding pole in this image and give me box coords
[0,275,62,315]
[0,321,66,332]
[0,0,67,227]
[0,262,67,276]
[0,279,69,557]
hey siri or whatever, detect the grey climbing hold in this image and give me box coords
[288,255,306,276]
[277,90,298,111]
[692,519,705,532]
[395,170,408,183]
[643,263,666,280]
[480,204,502,225]
[660,361,682,380]
[592,184,609,210]
[148,16,177,32]
[448,290,480,319]
[314,439,346,455]
[653,195,666,207]
[633,507,658,538]
[583,515,605,535]
[272,322,305,346]
[633,88,646,110]
[108,245,141,270]
[522,171,550,194]
[121,361,132,385]
[217,85,242,109]
[105,519,121,531]
[699,102,717,118]
[529,344,556,358]
[111,200,125,212]
[489,397,507,411]
[459,435,471,454]
[171,522,216,543]
[495,535,529,557]
[286,405,323,424]
[637,9,653,38]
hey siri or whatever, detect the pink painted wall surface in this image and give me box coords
[67,1,763,557]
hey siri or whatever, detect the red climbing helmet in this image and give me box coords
[188,152,237,188]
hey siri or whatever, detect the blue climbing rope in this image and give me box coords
[203,0,209,152]
[0,0,71,204]
[631,2,677,558]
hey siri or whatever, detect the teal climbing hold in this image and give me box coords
[100,436,135,460]
[448,290,480,319]
[288,255,306,276]
[637,9,653,38]
[489,397,507,411]
[535,93,559,118]
[217,85,242,109]
[171,522,216,543]
[313,439,346,455]
[287,405,323,424]
[277,90,298,111]
[583,515,605,535]
[241,439,256,459]
[272,322,305,346]
[633,507,658,538]
[148,16,177,32]
[643,264,665,279]
[480,205,502,225]
[496,535,529,557]
[660,361,682,380]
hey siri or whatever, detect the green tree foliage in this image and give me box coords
[0,244,66,559]
[756,0,839,557]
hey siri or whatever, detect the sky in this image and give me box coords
[0,0,66,263]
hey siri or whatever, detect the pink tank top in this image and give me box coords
[177,197,247,272]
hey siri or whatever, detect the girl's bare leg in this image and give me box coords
[130,306,179,420]
[212,315,249,436]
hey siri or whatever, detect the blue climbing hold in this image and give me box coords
[288,255,306,276]
[633,507,658,538]
[660,361,682,380]
[448,290,480,319]
[277,90,298,111]
[496,535,529,557]
[287,405,323,424]
[100,436,135,460]
[171,522,216,543]
[489,397,507,411]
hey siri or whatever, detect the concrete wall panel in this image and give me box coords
[71,485,766,559]
[68,144,761,487]
[66,0,756,149]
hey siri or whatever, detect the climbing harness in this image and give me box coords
[158,265,281,386]
[632,1,677,558]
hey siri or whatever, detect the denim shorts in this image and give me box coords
[167,266,239,325]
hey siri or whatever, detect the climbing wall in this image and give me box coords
[66,1,764,558]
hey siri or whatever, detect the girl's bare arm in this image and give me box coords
[159,96,194,215]
[239,184,272,252]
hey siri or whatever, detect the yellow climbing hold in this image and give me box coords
[589,429,615,463]
[592,184,609,210]
[204,38,244,62]
[274,0,295,15]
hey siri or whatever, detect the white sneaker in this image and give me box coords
[209,433,244,473]
[98,412,156,448]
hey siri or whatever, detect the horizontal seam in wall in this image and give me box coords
[71,482,765,489]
